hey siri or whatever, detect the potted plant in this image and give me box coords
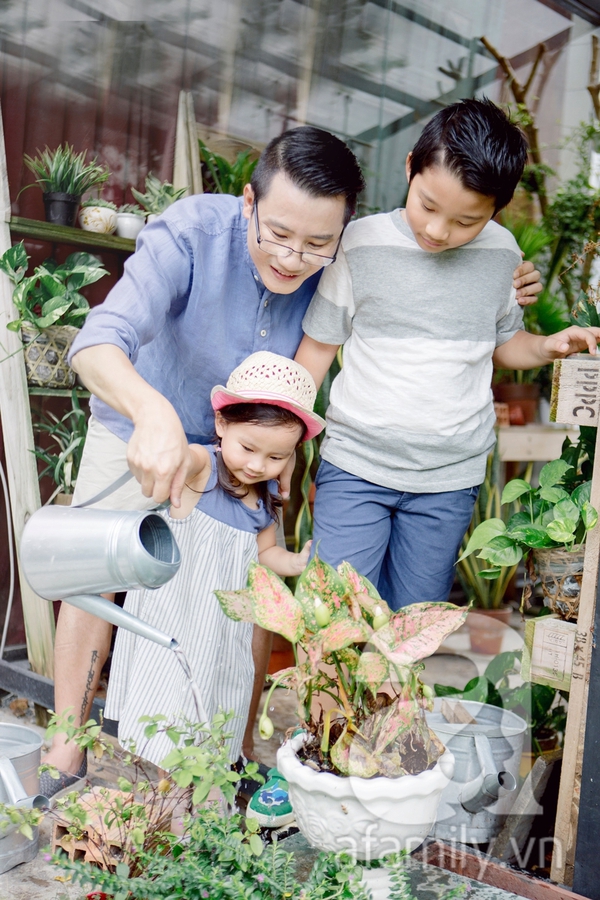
[0,241,108,388]
[457,447,532,654]
[131,173,187,222]
[23,145,109,227]
[33,389,88,504]
[40,711,435,900]
[115,203,145,240]
[216,555,467,861]
[459,453,598,622]
[78,198,118,235]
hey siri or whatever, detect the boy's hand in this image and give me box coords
[541,326,600,361]
[513,258,542,306]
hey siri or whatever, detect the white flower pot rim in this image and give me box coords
[278,732,455,797]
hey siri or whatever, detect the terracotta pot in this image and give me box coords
[277,732,454,859]
[493,383,540,425]
[533,546,584,621]
[467,607,513,655]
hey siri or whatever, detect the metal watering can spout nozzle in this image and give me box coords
[65,595,179,651]
[0,757,49,809]
[459,733,517,814]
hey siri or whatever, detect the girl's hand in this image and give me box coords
[513,258,542,307]
[292,540,312,575]
[541,326,600,361]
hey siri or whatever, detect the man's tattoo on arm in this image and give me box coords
[79,649,99,725]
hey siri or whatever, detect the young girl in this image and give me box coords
[104,352,325,766]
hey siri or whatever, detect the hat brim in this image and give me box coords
[210,387,326,441]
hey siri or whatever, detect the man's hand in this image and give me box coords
[278,451,296,500]
[127,401,195,507]
[513,258,542,307]
[540,326,600,361]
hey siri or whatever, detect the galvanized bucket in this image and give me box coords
[0,723,48,873]
[427,700,527,844]
[21,505,181,600]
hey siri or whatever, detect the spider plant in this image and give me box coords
[23,145,109,196]
[33,390,88,500]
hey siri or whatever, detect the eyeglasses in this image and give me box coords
[253,202,341,267]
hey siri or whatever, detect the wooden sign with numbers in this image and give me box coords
[550,354,600,425]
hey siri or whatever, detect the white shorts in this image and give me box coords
[71,416,157,511]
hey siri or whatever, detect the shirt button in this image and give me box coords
[254,275,259,281]
[264,299,269,307]
[260,329,267,337]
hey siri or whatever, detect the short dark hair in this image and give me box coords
[408,98,528,213]
[215,402,306,520]
[251,126,365,225]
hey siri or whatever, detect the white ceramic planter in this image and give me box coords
[78,205,117,234]
[362,866,392,899]
[116,212,145,240]
[276,733,454,860]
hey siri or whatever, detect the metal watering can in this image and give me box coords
[0,723,48,873]
[20,473,182,649]
[427,700,527,844]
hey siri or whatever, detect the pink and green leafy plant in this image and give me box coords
[216,554,467,779]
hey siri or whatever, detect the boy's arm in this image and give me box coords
[493,327,600,369]
[513,259,542,307]
[257,525,311,577]
[295,335,340,390]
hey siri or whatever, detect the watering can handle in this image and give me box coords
[73,472,171,510]
[74,470,135,508]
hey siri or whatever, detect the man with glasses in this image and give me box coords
[42,125,541,794]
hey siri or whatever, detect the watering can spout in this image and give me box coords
[0,757,48,810]
[459,734,517,814]
[65,595,179,651]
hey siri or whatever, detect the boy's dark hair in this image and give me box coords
[215,402,306,520]
[251,126,365,225]
[409,98,528,213]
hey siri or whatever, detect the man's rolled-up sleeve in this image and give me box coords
[68,217,194,365]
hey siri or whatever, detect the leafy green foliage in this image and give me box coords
[131,173,187,215]
[460,453,597,583]
[217,555,466,778]
[198,139,258,196]
[33,389,87,496]
[23,144,109,195]
[118,203,145,216]
[80,197,117,209]
[456,447,529,608]
[0,241,107,331]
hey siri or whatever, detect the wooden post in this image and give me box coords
[549,356,600,884]
[0,103,55,678]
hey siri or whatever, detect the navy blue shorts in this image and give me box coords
[312,460,479,611]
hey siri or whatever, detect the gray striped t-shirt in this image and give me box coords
[302,210,523,492]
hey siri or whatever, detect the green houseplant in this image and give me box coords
[0,240,108,387]
[33,389,88,503]
[23,144,109,227]
[198,138,259,196]
[131,173,187,218]
[216,554,467,859]
[41,711,436,900]
[459,456,597,620]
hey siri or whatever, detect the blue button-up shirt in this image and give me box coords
[69,194,321,444]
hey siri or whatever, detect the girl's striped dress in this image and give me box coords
[104,447,275,767]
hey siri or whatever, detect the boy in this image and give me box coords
[296,99,600,611]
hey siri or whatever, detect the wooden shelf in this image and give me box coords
[28,386,90,398]
[498,423,579,462]
[9,216,136,253]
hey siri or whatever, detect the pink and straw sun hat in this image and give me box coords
[211,352,326,441]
